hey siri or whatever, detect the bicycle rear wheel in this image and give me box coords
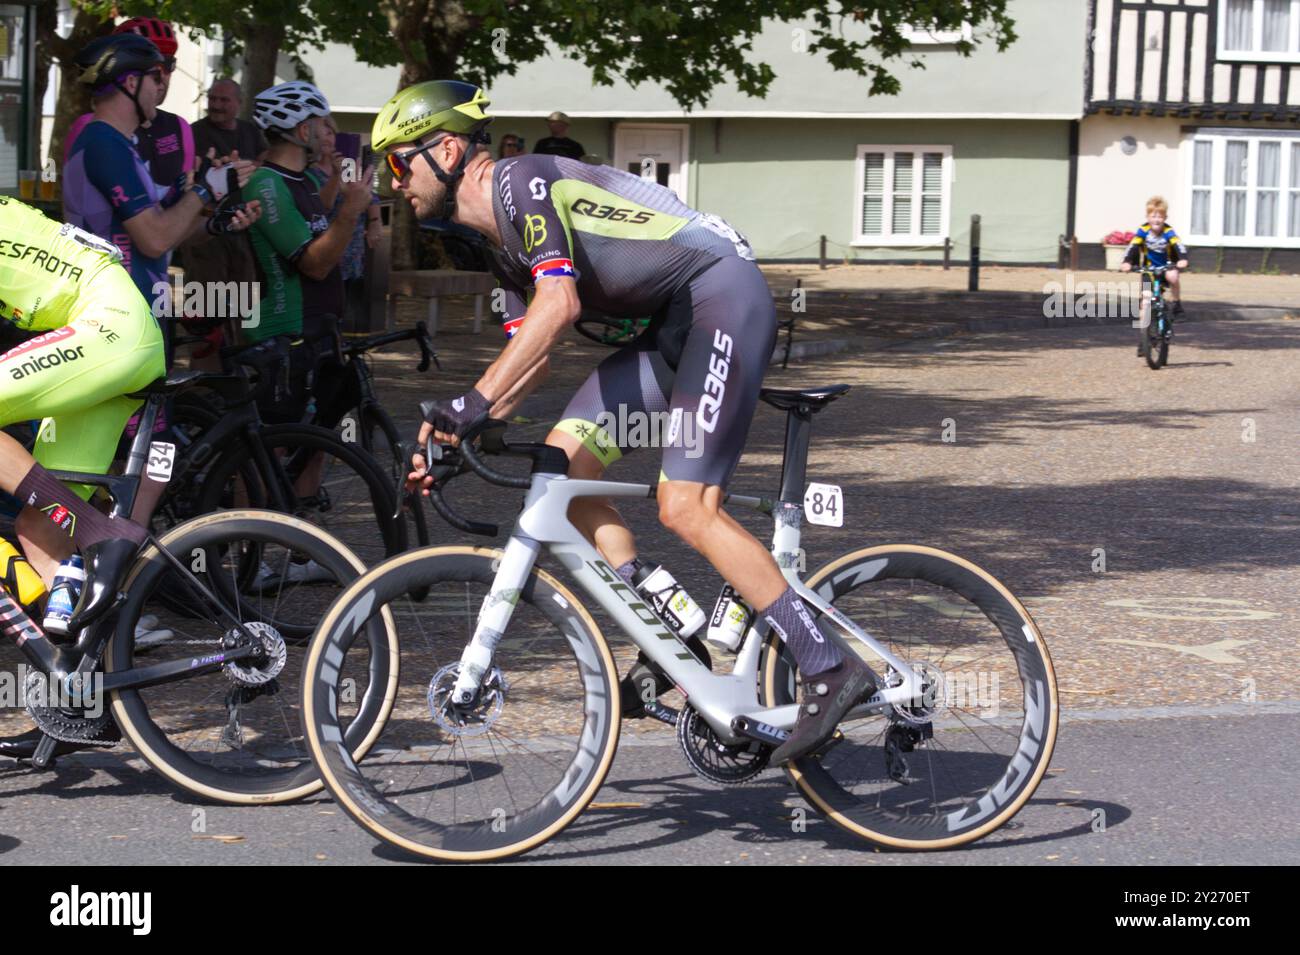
[760,544,1058,850]
[303,547,621,861]
[108,509,398,804]
[197,423,405,571]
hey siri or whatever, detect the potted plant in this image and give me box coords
[1102,230,1134,271]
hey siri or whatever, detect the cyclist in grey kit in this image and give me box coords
[382,82,876,764]
[488,152,777,486]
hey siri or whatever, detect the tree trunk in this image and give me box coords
[237,18,286,120]
[385,1,475,271]
[40,3,113,174]
[32,1,57,165]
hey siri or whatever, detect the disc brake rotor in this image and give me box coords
[427,662,508,737]
[223,621,287,686]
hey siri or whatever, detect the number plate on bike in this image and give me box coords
[803,483,843,527]
[147,442,177,482]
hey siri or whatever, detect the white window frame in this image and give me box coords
[1216,0,1300,63]
[1181,127,1300,246]
[899,21,973,45]
[852,145,953,247]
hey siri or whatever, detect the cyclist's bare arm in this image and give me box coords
[490,356,551,421]
[122,191,208,258]
[475,277,580,404]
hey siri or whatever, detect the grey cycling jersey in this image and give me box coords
[485,154,775,488]
[488,154,755,335]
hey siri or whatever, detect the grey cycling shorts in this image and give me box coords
[556,256,777,488]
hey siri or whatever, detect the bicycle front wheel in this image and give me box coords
[108,509,399,804]
[1146,309,1168,370]
[303,546,621,862]
[760,544,1058,850]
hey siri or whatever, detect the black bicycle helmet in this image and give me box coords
[76,33,165,126]
[76,33,164,87]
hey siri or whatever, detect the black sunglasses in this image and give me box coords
[385,135,450,182]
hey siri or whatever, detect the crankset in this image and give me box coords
[24,670,114,745]
[677,704,769,784]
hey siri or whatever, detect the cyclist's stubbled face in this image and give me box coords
[393,136,456,220]
[1147,209,1167,232]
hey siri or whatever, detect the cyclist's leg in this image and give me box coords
[18,395,149,581]
[1166,268,1183,310]
[548,336,671,570]
[653,257,784,611]
[656,258,869,759]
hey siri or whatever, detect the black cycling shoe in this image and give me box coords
[0,724,122,761]
[1172,302,1185,315]
[620,635,712,717]
[65,537,143,633]
[770,655,878,765]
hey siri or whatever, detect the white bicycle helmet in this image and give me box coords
[253,81,330,132]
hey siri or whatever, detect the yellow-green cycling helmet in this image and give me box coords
[371,80,492,151]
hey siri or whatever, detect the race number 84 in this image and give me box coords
[803,482,843,527]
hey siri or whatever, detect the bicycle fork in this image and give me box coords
[449,535,542,705]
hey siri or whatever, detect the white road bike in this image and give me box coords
[302,384,1059,861]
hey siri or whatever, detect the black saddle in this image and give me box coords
[126,369,206,398]
[759,384,850,414]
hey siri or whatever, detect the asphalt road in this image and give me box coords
[1,314,1296,865]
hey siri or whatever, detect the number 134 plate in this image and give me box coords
[803,483,843,527]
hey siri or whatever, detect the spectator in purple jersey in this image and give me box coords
[62,33,258,366]
[63,17,195,191]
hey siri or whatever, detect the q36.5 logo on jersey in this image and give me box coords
[571,199,653,224]
[523,214,548,252]
[696,329,732,434]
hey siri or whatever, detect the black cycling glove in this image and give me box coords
[206,198,248,234]
[421,389,491,439]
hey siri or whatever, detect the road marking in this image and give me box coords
[1104,597,1279,621]
[1099,637,1255,664]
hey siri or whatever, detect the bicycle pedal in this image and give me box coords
[808,729,845,759]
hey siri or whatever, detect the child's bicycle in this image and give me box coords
[1138,265,1174,369]
[302,383,1060,861]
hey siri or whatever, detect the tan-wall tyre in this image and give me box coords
[303,546,621,862]
[760,544,1058,850]
[107,509,398,805]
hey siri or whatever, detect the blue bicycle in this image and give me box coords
[1138,265,1172,370]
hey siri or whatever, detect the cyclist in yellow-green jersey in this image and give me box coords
[0,196,165,629]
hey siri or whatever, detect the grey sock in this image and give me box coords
[761,586,843,675]
[615,558,642,585]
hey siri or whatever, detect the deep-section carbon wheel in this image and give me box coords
[761,544,1058,850]
[303,546,621,861]
[108,509,398,804]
